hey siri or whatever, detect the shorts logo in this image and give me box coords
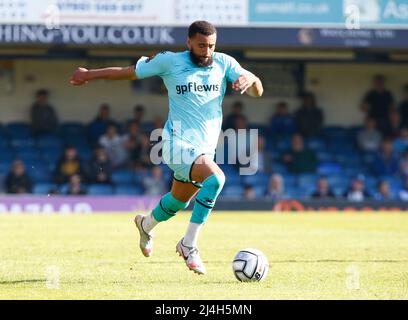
[176,82,220,94]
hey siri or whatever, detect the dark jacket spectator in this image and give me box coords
[399,84,408,128]
[372,139,399,176]
[87,104,116,145]
[393,127,408,155]
[269,101,295,137]
[123,121,143,162]
[55,145,82,184]
[4,160,32,194]
[360,74,394,135]
[357,117,382,153]
[133,133,153,171]
[282,134,318,174]
[30,89,58,136]
[222,101,247,131]
[384,109,402,139]
[294,92,324,137]
[343,175,370,202]
[66,174,87,195]
[85,146,113,184]
[311,177,336,199]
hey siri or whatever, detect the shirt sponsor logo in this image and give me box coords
[176,82,220,94]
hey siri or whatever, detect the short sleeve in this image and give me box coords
[225,55,249,83]
[135,51,173,79]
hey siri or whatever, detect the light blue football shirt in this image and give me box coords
[135,50,248,155]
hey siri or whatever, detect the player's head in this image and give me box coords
[187,20,217,67]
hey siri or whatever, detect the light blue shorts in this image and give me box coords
[162,139,215,188]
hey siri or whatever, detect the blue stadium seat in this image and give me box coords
[316,151,333,162]
[60,122,85,136]
[242,173,269,186]
[10,138,36,148]
[271,163,288,174]
[297,174,318,189]
[15,151,42,162]
[88,184,114,195]
[317,162,342,176]
[253,185,267,198]
[33,183,57,195]
[37,135,63,148]
[27,167,53,183]
[115,185,144,195]
[112,170,135,184]
[6,122,31,139]
[221,185,244,198]
[225,173,242,185]
[306,138,326,151]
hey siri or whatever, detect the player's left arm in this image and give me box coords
[232,73,263,97]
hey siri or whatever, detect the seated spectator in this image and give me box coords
[399,149,408,179]
[99,124,128,168]
[85,146,112,184]
[343,175,370,202]
[123,120,143,162]
[66,174,87,195]
[399,84,408,128]
[282,134,318,174]
[393,127,408,155]
[4,160,32,194]
[133,133,153,172]
[142,166,168,196]
[246,135,272,175]
[222,101,246,131]
[30,89,59,136]
[372,139,399,176]
[87,104,116,145]
[360,74,394,135]
[243,184,256,200]
[269,101,295,137]
[373,180,394,201]
[131,104,145,125]
[384,109,402,139]
[357,117,382,153]
[398,177,408,201]
[294,92,324,137]
[311,176,336,199]
[55,145,82,184]
[265,173,287,200]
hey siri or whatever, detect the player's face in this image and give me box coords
[188,33,216,67]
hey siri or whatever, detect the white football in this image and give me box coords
[232,248,269,282]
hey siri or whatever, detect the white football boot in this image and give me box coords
[134,214,154,257]
[176,238,206,275]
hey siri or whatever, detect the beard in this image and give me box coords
[190,50,213,67]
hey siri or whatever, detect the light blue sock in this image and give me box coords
[191,174,225,224]
[152,192,190,222]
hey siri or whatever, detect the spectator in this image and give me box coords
[4,160,32,194]
[132,104,146,124]
[357,117,382,153]
[265,173,287,200]
[294,92,324,137]
[393,127,408,155]
[55,145,82,184]
[343,175,370,202]
[311,176,336,199]
[247,135,272,175]
[398,177,408,201]
[87,104,116,145]
[269,101,295,137]
[282,134,318,174]
[399,84,408,128]
[243,184,256,200]
[66,174,87,195]
[384,109,402,139]
[360,74,394,135]
[30,89,58,136]
[123,120,143,162]
[99,124,128,168]
[372,139,399,176]
[133,133,153,172]
[373,180,394,201]
[85,146,113,184]
[142,166,168,196]
[222,101,246,130]
[399,149,408,179]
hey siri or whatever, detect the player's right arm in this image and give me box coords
[69,51,173,86]
[69,66,137,86]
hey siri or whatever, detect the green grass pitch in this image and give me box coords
[1,211,408,299]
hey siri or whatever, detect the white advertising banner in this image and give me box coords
[0,0,248,26]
